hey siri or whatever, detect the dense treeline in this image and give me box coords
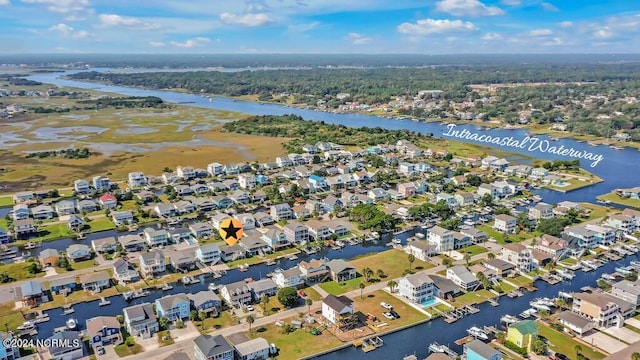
[25,148,92,159]
[222,114,427,152]
[77,96,168,109]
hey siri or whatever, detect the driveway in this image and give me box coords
[581,331,627,354]
[601,326,640,344]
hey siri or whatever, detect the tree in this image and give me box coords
[487,252,496,260]
[464,252,472,265]
[376,269,385,279]
[408,254,415,270]
[246,315,255,332]
[387,280,398,293]
[575,345,583,358]
[261,295,270,314]
[442,257,453,268]
[159,317,169,330]
[175,319,184,329]
[116,315,124,324]
[480,193,493,207]
[631,352,640,360]
[556,297,567,309]
[495,331,505,344]
[532,338,547,355]
[305,298,313,314]
[277,287,299,308]
[359,282,365,299]
[190,310,199,321]
[363,267,374,282]
[198,311,207,322]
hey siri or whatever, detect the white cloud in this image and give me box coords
[98,14,162,31]
[398,19,477,36]
[288,21,320,33]
[48,23,92,38]
[148,41,166,47]
[219,12,274,27]
[482,32,503,40]
[169,37,211,48]
[529,29,553,36]
[540,2,559,11]
[559,21,573,28]
[21,0,89,13]
[542,37,564,46]
[0,0,10,5]
[500,0,520,5]
[64,15,85,21]
[435,0,504,17]
[593,27,614,39]
[345,32,372,45]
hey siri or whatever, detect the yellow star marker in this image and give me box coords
[219,218,244,246]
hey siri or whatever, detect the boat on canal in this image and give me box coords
[17,321,36,331]
[66,318,77,330]
[500,314,518,324]
[466,326,488,340]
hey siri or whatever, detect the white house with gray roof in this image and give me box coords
[139,250,165,278]
[234,337,270,360]
[272,267,304,288]
[427,226,454,253]
[248,278,278,301]
[123,303,158,338]
[446,266,479,291]
[398,272,435,304]
[220,280,253,308]
[193,335,234,360]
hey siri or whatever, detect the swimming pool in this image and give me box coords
[421,299,437,308]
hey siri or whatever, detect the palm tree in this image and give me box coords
[376,269,385,278]
[487,252,496,260]
[362,267,374,282]
[631,352,640,360]
[246,315,255,332]
[442,257,453,268]
[408,254,416,270]
[464,252,472,265]
[575,345,582,358]
[556,297,567,309]
[261,295,270,315]
[305,298,313,314]
[359,282,365,299]
[387,280,398,293]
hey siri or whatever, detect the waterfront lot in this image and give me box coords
[580,331,626,356]
[351,249,434,280]
[597,192,640,209]
[354,290,428,330]
[319,277,363,296]
[580,202,615,220]
[200,312,236,333]
[449,289,496,307]
[537,323,606,360]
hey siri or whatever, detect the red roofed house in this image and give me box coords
[99,194,118,209]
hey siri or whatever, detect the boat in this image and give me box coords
[529,301,550,312]
[615,266,632,275]
[23,241,41,250]
[467,326,489,340]
[537,297,556,307]
[610,145,623,150]
[287,254,298,260]
[558,291,573,299]
[17,321,36,331]
[392,238,402,245]
[601,273,617,281]
[266,259,277,266]
[500,314,518,324]
[66,318,77,330]
[161,284,173,291]
[208,283,218,291]
[239,263,250,272]
[519,308,537,318]
[428,343,447,353]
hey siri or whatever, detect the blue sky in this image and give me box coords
[0,0,639,53]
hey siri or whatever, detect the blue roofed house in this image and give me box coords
[14,280,44,307]
[48,275,77,295]
[155,293,191,321]
[196,244,221,264]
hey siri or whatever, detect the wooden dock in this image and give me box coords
[488,299,499,307]
[455,336,473,346]
[465,305,480,314]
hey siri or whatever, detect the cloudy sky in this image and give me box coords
[1,0,639,53]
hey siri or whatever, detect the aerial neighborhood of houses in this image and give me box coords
[2,139,640,360]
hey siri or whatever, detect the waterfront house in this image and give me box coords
[483,258,516,277]
[86,316,120,349]
[128,172,148,188]
[398,272,435,304]
[12,204,30,220]
[465,339,502,360]
[240,234,272,256]
[193,335,234,360]
[66,244,91,261]
[305,220,333,241]
[44,331,83,360]
[325,259,357,282]
[48,275,77,295]
[223,179,240,191]
[169,249,197,272]
[270,203,293,221]
[234,337,270,360]
[562,225,598,249]
[169,227,193,243]
[533,234,568,259]
[611,280,640,306]
[529,202,554,220]
[237,213,257,230]
[272,267,305,289]
[219,244,246,262]
[430,275,461,299]
[499,244,533,273]
[529,167,549,180]
[196,244,221,264]
[229,190,251,205]
[13,191,35,203]
[113,258,140,284]
[572,291,635,328]
[606,214,637,234]
[13,218,36,238]
[446,266,479,291]
[299,258,329,283]
[111,210,133,226]
[118,234,146,252]
[32,204,54,220]
[156,293,191,321]
[74,179,91,194]
[189,222,214,239]
[220,280,253,308]
[207,162,224,176]
[189,291,222,317]
[14,280,44,307]
[123,302,158,338]
[79,271,111,292]
[248,278,279,301]
[173,185,193,196]
[260,227,289,251]
[477,184,500,199]
[506,320,538,352]
[143,227,170,247]
[585,224,616,246]
[39,248,59,267]
[92,175,110,191]
[76,199,97,213]
[139,250,166,278]
[67,214,85,231]
[238,174,257,189]
[555,310,594,336]
[322,294,354,326]
[99,194,118,209]
[176,166,196,180]
[427,226,454,253]
[55,200,76,216]
[283,221,309,244]
[162,172,179,184]
[174,200,196,214]
[404,240,435,261]
[493,214,517,234]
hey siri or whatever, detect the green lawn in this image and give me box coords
[87,216,116,232]
[450,289,496,307]
[560,258,577,266]
[498,281,516,293]
[200,312,236,333]
[37,223,76,241]
[597,193,640,209]
[461,244,489,256]
[114,342,144,357]
[351,249,433,280]
[479,225,520,244]
[0,262,45,282]
[157,330,175,346]
[245,317,343,360]
[318,277,364,296]
[0,196,12,207]
[509,276,534,287]
[537,322,605,360]
[303,286,322,301]
[56,259,98,272]
[0,302,26,331]
[580,202,616,220]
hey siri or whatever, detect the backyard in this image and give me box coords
[319,277,364,296]
[352,290,429,330]
[351,249,434,280]
[537,322,605,360]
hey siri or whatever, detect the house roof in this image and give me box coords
[124,303,156,324]
[323,294,353,313]
[484,258,515,271]
[140,250,164,263]
[575,292,635,311]
[406,240,434,252]
[234,337,270,356]
[509,320,538,335]
[86,316,120,337]
[20,280,42,297]
[157,293,190,310]
[188,291,220,307]
[79,271,110,284]
[164,352,191,360]
[403,272,434,287]
[429,275,459,295]
[325,259,355,274]
[465,339,500,359]
[47,331,81,355]
[67,243,90,254]
[194,335,234,358]
[556,310,593,329]
[39,248,59,259]
[613,280,640,296]
[448,266,478,284]
[248,278,277,293]
[429,226,451,237]
[92,236,117,246]
[48,275,76,288]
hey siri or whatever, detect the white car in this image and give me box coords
[383,312,395,320]
[246,305,254,311]
[380,302,393,310]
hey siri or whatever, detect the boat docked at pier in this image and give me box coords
[500,314,518,324]
[467,326,489,340]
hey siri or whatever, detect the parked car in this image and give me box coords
[389,309,400,318]
[246,305,254,311]
[383,312,395,320]
[96,346,105,355]
[380,302,393,310]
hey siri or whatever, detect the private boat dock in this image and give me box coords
[62,305,75,315]
[353,336,384,352]
[98,297,111,306]
[428,342,458,358]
